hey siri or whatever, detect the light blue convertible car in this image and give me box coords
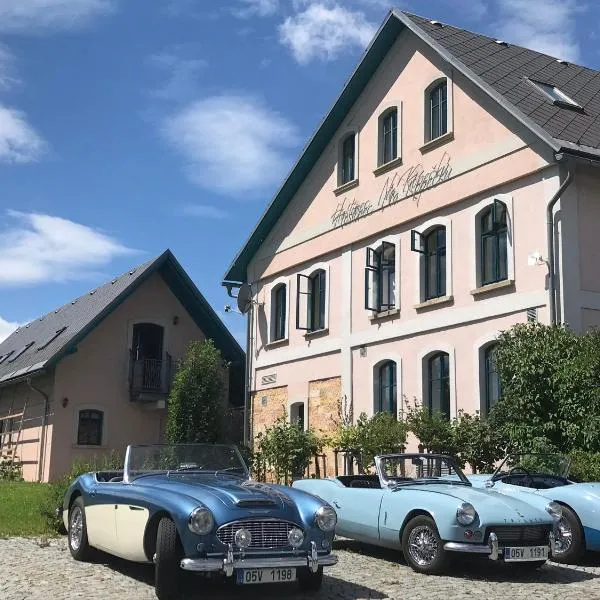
[468,453,600,563]
[293,453,559,574]
[61,443,338,600]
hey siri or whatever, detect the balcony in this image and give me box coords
[129,351,174,406]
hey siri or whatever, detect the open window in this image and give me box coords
[412,226,447,301]
[365,241,396,312]
[290,401,305,429]
[296,269,327,333]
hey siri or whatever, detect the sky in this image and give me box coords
[0,0,599,348]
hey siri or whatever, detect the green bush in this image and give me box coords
[0,458,24,481]
[569,450,600,482]
[40,450,124,534]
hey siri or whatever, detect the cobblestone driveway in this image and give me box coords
[1,537,600,600]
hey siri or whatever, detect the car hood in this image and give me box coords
[397,483,553,523]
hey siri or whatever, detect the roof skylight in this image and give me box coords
[37,327,67,352]
[0,351,14,365]
[528,79,583,111]
[7,342,35,363]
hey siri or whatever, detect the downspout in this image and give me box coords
[27,377,49,483]
[243,300,253,447]
[546,161,574,325]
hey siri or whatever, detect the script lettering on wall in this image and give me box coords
[330,152,452,228]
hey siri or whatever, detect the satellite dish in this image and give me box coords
[236,283,253,315]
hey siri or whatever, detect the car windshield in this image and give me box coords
[376,454,470,487]
[124,443,249,482]
[493,453,571,478]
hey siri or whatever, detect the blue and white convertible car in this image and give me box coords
[60,443,338,600]
[293,453,560,574]
[468,453,600,563]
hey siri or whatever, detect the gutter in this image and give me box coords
[27,377,49,483]
[547,158,574,325]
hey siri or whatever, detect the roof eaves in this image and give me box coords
[221,10,403,285]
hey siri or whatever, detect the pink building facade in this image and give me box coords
[223,11,600,471]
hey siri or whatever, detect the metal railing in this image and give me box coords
[129,352,173,397]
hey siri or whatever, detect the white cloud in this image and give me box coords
[0,0,115,33]
[0,210,136,286]
[279,3,376,64]
[0,316,21,343]
[148,52,208,102]
[179,204,229,219]
[233,0,280,18]
[494,0,582,62]
[161,94,300,197]
[0,106,46,164]
[0,45,19,92]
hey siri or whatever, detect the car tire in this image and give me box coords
[298,566,323,591]
[68,497,94,561]
[155,517,183,600]
[552,505,584,564]
[401,515,450,575]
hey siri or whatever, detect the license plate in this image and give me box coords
[504,545,548,562]
[236,567,297,585]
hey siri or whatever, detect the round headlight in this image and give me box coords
[456,502,477,526]
[315,505,337,532]
[546,501,562,521]
[288,527,304,548]
[234,527,252,548]
[188,507,214,535]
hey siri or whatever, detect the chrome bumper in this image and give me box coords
[180,542,338,576]
[444,531,556,561]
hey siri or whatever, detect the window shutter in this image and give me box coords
[380,241,396,311]
[296,274,311,330]
[365,248,381,311]
[411,230,424,253]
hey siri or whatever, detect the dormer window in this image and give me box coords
[527,79,583,111]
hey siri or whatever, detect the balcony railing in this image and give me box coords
[129,352,173,401]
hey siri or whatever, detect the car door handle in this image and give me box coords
[129,506,143,511]
[332,500,341,509]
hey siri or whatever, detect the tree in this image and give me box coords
[166,339,229,444]
[402,397,457,456]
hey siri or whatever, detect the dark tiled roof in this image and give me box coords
[405,12,600,151]
[0,250,244,385]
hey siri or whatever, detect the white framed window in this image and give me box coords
[418,344,456,420]
[422,74,453,148]
[364,236,400,313]
[296,263,330,334]
[268,278,290,343]
[470,194,515,290]
[377,104,402,167]
[473,332,502,416]
[336,129,359,189]
[410,217,453,304]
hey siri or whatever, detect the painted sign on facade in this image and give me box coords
[331,152,453,228]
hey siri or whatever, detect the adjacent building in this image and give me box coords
[222,10,600,474]
[0,250,245,481]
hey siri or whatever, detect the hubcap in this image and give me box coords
[408,525,438,566]
[69,507,83,551]
[554,517,573,555]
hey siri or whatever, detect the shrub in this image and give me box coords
[0,458,23,481]
[569,450,600,482]
[403,397,457,456]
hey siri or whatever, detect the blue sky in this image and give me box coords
[0,0,598,347]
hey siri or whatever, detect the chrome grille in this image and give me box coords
[216,519,298,549]
[486,525,551,546]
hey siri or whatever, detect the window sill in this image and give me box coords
[304,328,329,339]
[419,131,454,154]
[414,295,454,311]
[334,179,359,196]
[471,279,514,296]
[266,338,289,349]
[369,308,400,321]
[373,157,403,177]
[72,444,106,449]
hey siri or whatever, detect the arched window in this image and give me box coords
[375,360,397,415]
[308,269,326,331]
[484,344,502,414]
[340,134,356,184]
[379,108,398,165]
[77,409,104,446]
[427,352,450,419]
[480,201,508,285]
[428,81,447,141]
[272,284,287,341]
[424,227,446,300]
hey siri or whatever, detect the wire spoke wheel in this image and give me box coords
[555,516,573,554]
[408,525,439,566]
[69,506,83,551]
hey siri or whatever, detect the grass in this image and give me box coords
[0,481,57,537]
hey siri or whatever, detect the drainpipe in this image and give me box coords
[27,377,49,482]
[546,161,574,325]
[244,301,253,447]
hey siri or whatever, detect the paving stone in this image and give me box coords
[1,536,600,600]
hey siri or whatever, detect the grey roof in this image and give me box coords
[0,250,244,386]
[403,11,600,155]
